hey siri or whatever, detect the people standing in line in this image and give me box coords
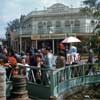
[25,53,30,65]
[30,46,35,55]
[7,51,17,67]
[87,48,95,75]
[7,51,18,77]
[41,47,54,85]
[0,48,8,65]
[65,43,70,57]
[78,56,83,76]
[35,54,43,84]
[55,50,65,82]
[14,51,21,63]
[59,42,65,52]
[46,47,54,69]
[55,50,65,68]
[29,52,37,82]
[3,46,8,55]
[18,57,29,75]
[26,46,30,54]
[41,47,54,68]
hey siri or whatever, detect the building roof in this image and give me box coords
[24,3,80,20]
[47,3,69,10]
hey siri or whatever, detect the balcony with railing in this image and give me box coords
[18,25,91,36]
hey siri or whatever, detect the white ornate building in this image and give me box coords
[22,3,97,35]
[14,3,97,53]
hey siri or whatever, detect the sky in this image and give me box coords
[0,0,83,38]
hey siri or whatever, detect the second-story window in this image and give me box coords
[38,22,43,28]
[38,22,43,33]
[73,20,80,32]
[65,21,70,27]
[56,21,61,27]
[29,24,32,28]
[47,21,52,27]
[74,20,80,26]
[47,21,52,33]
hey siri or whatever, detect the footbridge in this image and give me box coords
[6,62,100,99]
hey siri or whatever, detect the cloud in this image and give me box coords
[40,0,83,8]
[0,0,43,38]
[0,16,7,38]
[40,0,65,7]
[0,0,83,38]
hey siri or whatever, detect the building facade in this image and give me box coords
[22,3,97,34]
[13,3,97,53]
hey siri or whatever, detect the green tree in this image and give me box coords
[80,0,100,53]
[80,0,100,18]
[7,19,20,32]
[83,0,97,7]
[5,18,21,48]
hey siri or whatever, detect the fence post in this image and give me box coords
[68,65,71,79]
[50,70,55,97]
[0,67,6,100]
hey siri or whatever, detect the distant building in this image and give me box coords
[10,3,98,53]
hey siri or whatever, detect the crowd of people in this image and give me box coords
[0,43,99,84]
[0,45,55,84]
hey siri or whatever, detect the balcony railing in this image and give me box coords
[21,25,93,34]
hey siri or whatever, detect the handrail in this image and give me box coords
[51,62,100,97]
[6,62,100,99]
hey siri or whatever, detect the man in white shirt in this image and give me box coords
[46,47,54,68]
[41,47,54,85]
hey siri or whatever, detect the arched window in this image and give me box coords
[56,21,61,27]
[65,21,70,27]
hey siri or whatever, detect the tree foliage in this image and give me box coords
[83,0,98,7]
[6,15,25,33]
[80,0,100,18]
[6,19,20,32]
[80,0,100,53]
